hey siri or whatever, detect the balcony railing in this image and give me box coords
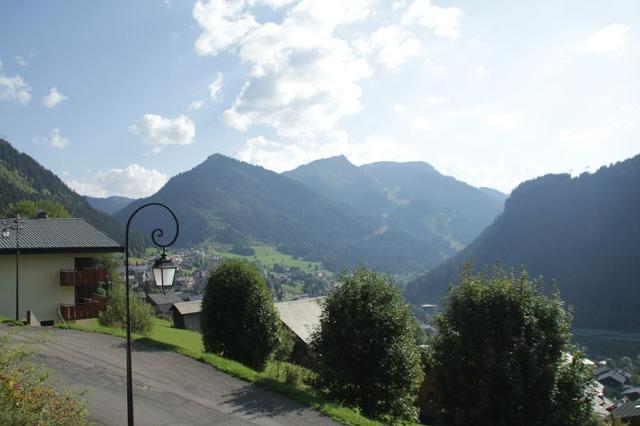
[59,297,106,321]
[60,268,108,287]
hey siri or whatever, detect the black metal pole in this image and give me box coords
[124,202,179,426]
[15,222,19,322]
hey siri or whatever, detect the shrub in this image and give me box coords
[99,279,154,334]
[0,334,87,425]
[426,264,594,426]
[311,268,423,421]
[201,259,280,370]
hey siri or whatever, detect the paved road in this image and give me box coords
[6,327,337,426]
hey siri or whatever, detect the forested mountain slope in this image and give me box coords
[115,154,453,273]
[0,138,143,252]
[285,156,505,249]
[86,195,134,215]
[406,154,640,331]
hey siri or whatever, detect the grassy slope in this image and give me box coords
[208,244,326,274]
[62,319,382,426]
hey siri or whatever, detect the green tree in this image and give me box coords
[2,199,71,218]
[98,262,154,335]
[201,259,280,370]
[311,268,423,421]
[425,264,594,426]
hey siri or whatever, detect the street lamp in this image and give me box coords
[124,203,179,426]
[2,215,24,321]
[152,248,177,294]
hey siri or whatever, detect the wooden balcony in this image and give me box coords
[59,297,106,321]
[60,268,108,287]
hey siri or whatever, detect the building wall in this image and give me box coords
[0,252,114,323]
[184,312,201,331]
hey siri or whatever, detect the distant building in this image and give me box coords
[274,297,323,364]
[611,399,640,426]
[622,387,640,401]
[171,300,202,331]
[146,292,183,314]
[597,370,630,388]
[0,217,122,324]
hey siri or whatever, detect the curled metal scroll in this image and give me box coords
[125,202,179,252]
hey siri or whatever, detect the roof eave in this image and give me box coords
[0,246,124,255]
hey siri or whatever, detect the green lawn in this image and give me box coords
[207,243,326,274]
[63,318,382,426]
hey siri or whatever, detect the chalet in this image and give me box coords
[274,297,323,364]
[622,387,640,401]
[0,217,122,325]
[597,370,631,388]
[170,300,202,331]
[611,399,640,426]
[146,292,183,314]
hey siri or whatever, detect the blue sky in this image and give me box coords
[1,0,638,197]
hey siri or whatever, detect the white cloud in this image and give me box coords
[394,104,408,113]
[482,112,524,130]
[41,87,68,108]
[402,0,462,40]
[426,96,447,106]
[14,55,27,67]
[208,72,224,100]
[130,114,196,152]
[195,0,373,138]
[577,24,630,55]
[370,25,421,68]
[188,100,204,110]
[192,0,259,56]
[0,69,31,105]
[66,164,168,198]
[33,128,70,149]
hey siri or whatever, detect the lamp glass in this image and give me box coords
[152,256,177,288]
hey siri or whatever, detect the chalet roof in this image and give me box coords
[171,300,202,316]
[597,370,628,385]
[275,297,324,345]
[612,399,640,419]
[622,387,640,397]
[147,292,183,306]
[0,218,122,254]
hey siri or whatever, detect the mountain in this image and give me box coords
[479,187,508,204]
[115,154,451,273]
[0,138,144,253]
[86,195,134,215]
[406,154,640,331]
[285,156,505,250]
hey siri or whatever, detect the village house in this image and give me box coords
[0,217,122,325]
[612,399,640,426]
[274,297,323,364]
[171,300,202,331]
[147,291,183,314]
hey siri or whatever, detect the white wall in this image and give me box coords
[0,253,114,323]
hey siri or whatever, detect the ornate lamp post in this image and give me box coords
[2,215,24,321]
[124,203,178,426]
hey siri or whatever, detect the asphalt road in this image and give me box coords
[5,327,338,426]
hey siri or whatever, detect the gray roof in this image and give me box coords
[612,399,640,419]
[0,218,122,254]
[147,292,183,306]
[172,300,202,315]
[275,297,324,345]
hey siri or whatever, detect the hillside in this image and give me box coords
[86,195,134,215]
[406,154,640,331]
[285,156,505,249]
[0,138,144,252]
[115,154,451,273]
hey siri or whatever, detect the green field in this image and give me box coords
[206,243,327,274]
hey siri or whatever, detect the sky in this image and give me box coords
[1,0,639,198]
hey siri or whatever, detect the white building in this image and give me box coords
[0,217,122,325]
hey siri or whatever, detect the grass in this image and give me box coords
[207,243,327,274]
[61,318,383,426]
